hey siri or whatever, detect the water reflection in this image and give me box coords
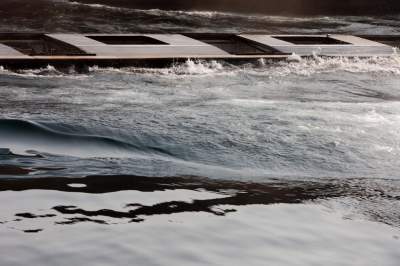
[1,165,398,232]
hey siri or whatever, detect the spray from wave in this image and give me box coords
[87,55,400,78]
[1,54,400,79]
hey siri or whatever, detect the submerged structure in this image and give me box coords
[0,33,399,68]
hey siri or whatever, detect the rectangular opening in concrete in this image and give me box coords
[273,36,350,45]
[87,35,168,45]
[358,35,400,48]
[0,33,90,56]
[184,33,283,55]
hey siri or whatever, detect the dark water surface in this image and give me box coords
[1,1,400,265]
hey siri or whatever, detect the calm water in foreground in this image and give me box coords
[1,1,400,265]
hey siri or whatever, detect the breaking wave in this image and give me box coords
[0,119,175,158]
[88,55,400,77]
[1,55,400,79]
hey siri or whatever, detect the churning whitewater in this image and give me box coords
[1,1,400,266]
[1,56,400,179]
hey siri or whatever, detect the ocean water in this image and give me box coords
[1,1,400,265]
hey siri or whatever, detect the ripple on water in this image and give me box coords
[0,175,399,266]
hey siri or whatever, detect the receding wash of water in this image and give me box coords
[1,1,400,266]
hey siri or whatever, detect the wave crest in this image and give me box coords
[89,55,400,77]
[0,119,173,158]
[1,55,400,79]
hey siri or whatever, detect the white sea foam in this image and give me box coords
[90,59,227,77]
[0,65,89,79]
[287,53,302,63]
[252,54,400,77]
[89,54,400,78]
[1,54,399,80]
